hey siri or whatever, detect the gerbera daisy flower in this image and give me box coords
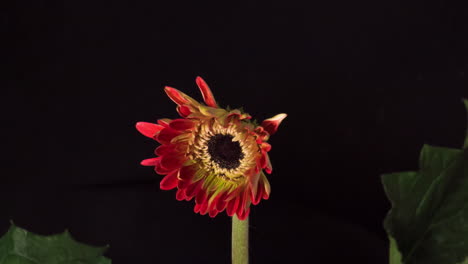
[136,77,286,220]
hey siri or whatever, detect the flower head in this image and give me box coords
[136,77,286,220]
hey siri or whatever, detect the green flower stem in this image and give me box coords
[464,99,468,149]
[232,215,249,264]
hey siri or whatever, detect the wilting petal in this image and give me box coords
[135,122,164,138]
[261,113,287,135]
[160,170,179,190]
[196,76,218,107]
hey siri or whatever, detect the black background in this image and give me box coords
[2,1,468,263]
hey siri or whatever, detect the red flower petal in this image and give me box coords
[177,105,192,117]
[209,209,219,218]
[261,142,272,152]
[154,162,173,174]
[157,127,182,144]
[195,76,218,107]
[237,207,250,220]
[157,118,171,127]
[176,188,186,201]
[160,170,179,190]
[140,157,160,166]
[199,200,209,215]
[135,122,164,139]
[261,113,287,135]
[178,164,196,182]
[194,203,201,213]
[196,189,207,205]
[248,171,261,202]
[236,192,246,217]
[155,144,176,156]
[185,181,202,200]
[262,177,271,199]
[251,186,263,205]
[227,196,240,217]
[169,119,195,131]
[216,192,228,211]
[263,152,272,174]
[160,154,184,171]
[164,86,191,105]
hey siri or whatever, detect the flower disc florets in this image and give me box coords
[136,77,286,220]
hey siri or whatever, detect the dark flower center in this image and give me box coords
[207,134,245,170]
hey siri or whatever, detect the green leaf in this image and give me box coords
[0,223,111,264]
[389,236,403,264]
[382,144,468,264]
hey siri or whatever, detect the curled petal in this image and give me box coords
[160,170,179,190]
[136,122,164,139]
[261,113,287,135]
[196,76,218,107]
